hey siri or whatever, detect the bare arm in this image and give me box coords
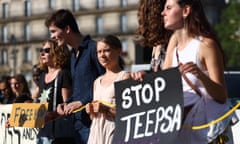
[198,38,227,103]
[61,87,72,102]
[179,38,227,103]
[31,87,39,102]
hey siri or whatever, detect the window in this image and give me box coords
[96,0,104,9]
[24,23,30,41]
[48,0,56,9]
[23,72,32,91]
[2,25,8,43]
[120,14,128,32]
[24,0,31,17]
[36,47,41,58]
[2,3,9,19]
[0,49,8,65]
[73,0,80,11]
[120,0,128,7]
[96,16,103,34]
[23,47,32,64]
[121,39,128,55]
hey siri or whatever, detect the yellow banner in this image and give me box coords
[9,103,48,128]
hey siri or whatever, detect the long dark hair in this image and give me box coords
[11,74,31,97]
[178,0,213,38]
[177,0,225,65]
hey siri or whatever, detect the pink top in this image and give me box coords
[88,71,126,144]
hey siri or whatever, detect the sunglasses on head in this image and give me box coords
[40,48,50,53]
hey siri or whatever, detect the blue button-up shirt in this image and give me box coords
[68,35,105,129]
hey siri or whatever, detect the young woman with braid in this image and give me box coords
[85,35,131,144]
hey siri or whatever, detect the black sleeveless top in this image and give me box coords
[37,69,72,111]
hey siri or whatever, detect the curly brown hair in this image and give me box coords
[136,0,173,48]
[39,39,70,71]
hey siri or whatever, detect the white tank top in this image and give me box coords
[172,38,208,106]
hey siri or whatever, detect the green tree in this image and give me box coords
[215,0,240,67]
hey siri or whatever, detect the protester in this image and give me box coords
[32,39,74,144]
[136,0,173,70]
[5,74,32,128]
[131,0,175,81]
[32,63,44,87]
[85,35,130,144]
[45,9,105,144]
[0,75,15,104]
[10,74,32,103]
[161,0,233,143]
[31,63,45,103]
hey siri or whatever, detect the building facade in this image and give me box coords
[0,0,139,90]
[0,0,227,90]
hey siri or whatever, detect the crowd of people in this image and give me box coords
[0,0,236,144]
[0,74,32,104]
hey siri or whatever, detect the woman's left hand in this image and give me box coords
[179,62,202,78]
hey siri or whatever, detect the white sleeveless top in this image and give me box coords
[172,38,207,106]
[173,38,233,144]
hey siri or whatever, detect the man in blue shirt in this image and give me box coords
[45,9,105,144]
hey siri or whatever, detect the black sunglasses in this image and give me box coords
[40,48,51,53]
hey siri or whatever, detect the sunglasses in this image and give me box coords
[40,48,50,53]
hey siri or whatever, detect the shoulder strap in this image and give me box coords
[53,75,58,111]
[119,71,126,80]
[53,71,61,111]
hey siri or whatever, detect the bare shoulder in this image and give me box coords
[200,37,218,49]
[198,37,224,72]
[122,71,131,80]
[162,33,177,70]
[199,37,221,57]
[168,33,178,51]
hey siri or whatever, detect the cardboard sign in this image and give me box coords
[0,104,39,144]
[113,68,183,144]
[9,103,48,128]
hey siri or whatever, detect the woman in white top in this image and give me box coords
[161,0,233,143]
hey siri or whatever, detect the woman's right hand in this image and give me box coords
[85,103,93,114]
[131,70,147,81]
[57,103,66,116]
[86,103,95,119]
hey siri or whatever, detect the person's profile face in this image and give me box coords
[0,82,9,96]
[49,24,66,46]
[32,68,41,86]
[161,0,184,30]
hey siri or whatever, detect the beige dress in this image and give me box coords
[88,71,126,144]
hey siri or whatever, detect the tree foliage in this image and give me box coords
[215,0,240,67]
